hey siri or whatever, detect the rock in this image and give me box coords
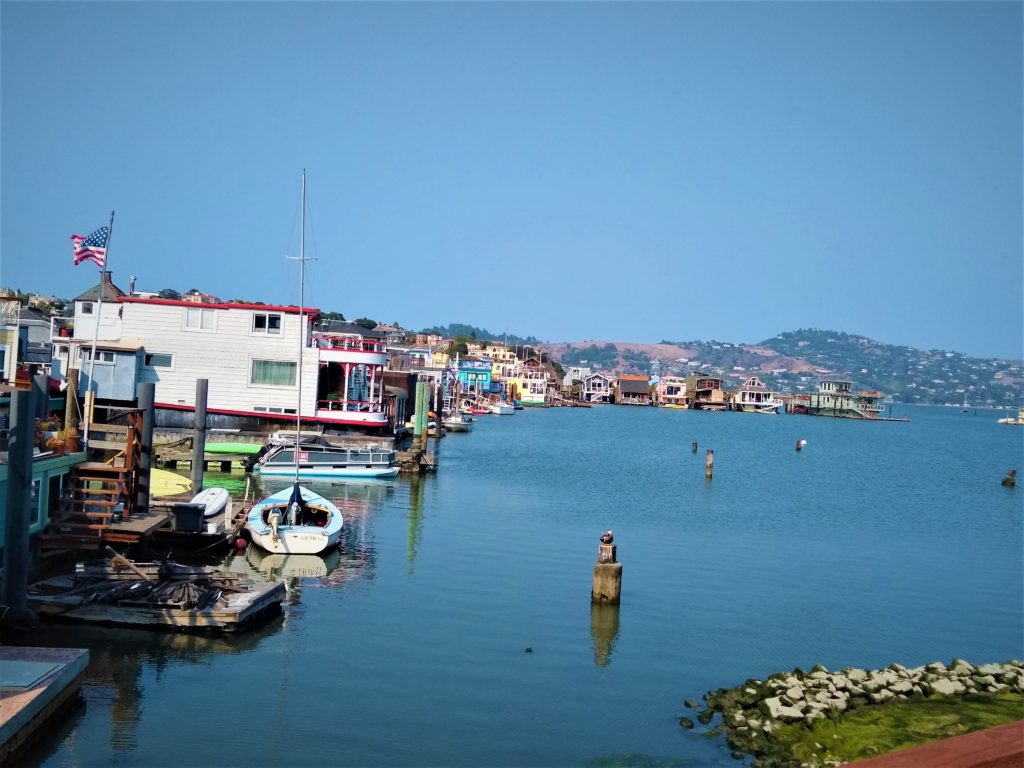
[869,689,895,704]
[972,674,997,687]
[697,709,714,725]
[786,686,804,702]
[976,663,1005,676]
[805,710,826,724]
[762,696,806,723]
[730,751,746,761]
[926,661,948,672]
[890,680,914,695]
[679,717,695,729]
[684,699,700,709]
[950,659,975,675]
[809,670,830,681]
[824,697,848,712]
[929,678,966,696]
[846,668,868,683]
[988,683,1009,693]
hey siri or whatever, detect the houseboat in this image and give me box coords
[686,375,727,411]
[49,273,391,434]
[581,372,613,404]
[733,376,781,414]
[616,375,650,406]
[807,380,885,419]
[656,376,688,408]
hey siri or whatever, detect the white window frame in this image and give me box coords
[144,352,175,369]
[252,312,284,335]
[81,349,115,365]
[249,358,297,387]
[184,307,215,332]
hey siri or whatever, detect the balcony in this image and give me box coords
[315,399,388,426]
[51,317,75,341]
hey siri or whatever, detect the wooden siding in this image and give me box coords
[123,302,320,416]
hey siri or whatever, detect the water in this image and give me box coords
[23,406,1024,767]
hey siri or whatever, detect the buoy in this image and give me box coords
[235,537,247,549]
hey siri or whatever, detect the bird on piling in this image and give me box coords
[600,530,614,544]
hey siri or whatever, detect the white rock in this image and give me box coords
[786,686,804,702]
[890,680,914,695]
[929,678,966,696]
[869,689,895,704]
[846,668,868,683]
[976,663,1005,676]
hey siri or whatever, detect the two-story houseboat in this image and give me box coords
[50,273,389,433]
[807,380,885,419]
[733,376,781,414]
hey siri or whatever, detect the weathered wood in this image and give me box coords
[104,547,154,582]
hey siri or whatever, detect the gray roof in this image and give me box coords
[75,273,126,302]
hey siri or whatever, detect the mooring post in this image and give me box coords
[32,372,48,420]
[591,530,622,604]
[1,389,39,633]
[691,441,698,454]
[136,382,155,516]
[191,379,208,494]
[705,449,714,480]
[795,439,803,452]
[64,368,80,432]
[1002,468,1017,488]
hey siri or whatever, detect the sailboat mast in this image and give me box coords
[295,170,306,485]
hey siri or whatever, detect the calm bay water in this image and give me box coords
[24,405,1024,767]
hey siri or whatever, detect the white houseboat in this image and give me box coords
[807,380,885,419]
[733,376,780,414]
[50,273,389,432]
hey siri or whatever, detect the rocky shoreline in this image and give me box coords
[691,658,1024,765]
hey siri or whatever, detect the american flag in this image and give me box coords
[71,225,110,267]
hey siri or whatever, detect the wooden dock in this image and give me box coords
[27,560,285,633]
[0,646,89,762]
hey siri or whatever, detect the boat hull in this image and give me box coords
[256,465,399,478]
[246,485,344,555]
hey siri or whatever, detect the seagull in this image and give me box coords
[600,530,614,544]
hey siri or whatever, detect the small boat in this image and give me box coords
[190,486,232,519]
[151,468,192,498]
[442,412,473,432]
[253,441,399,478]
[246,172,347,557]
[997,407,1024,426]
[490,402,515,415]
[246,483,343,555]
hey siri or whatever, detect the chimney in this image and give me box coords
[128,274,137,295]
[101,270,112,284]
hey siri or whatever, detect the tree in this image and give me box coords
[354,317,377,330]
[158,288,181,300]
[321,311,346,321]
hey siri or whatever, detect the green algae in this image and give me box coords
[762,692,1024,768]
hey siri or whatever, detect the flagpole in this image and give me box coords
[82,209,115,448]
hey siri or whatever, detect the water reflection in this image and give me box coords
[590,603,621,668]
[21,619,283,762]
[217,477,392,599]
[407,474,424,571]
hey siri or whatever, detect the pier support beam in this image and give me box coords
[136,383,155,516]
[705,449,714,480]
[1,390,38,634]
[191,379,208,493]
[64,368,80,432]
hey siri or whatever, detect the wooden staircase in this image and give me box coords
[38,414,144,551]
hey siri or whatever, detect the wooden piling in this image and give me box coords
[705,449,714,480]
[1,390,37,634]
[64,368,80,431]
[191,379,208,493]
[591,530,622,605]
[795,439,803,452]
[1002,468,1017,488]
[136,383,155,516]
[691,441,698,454]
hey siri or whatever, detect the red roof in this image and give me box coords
[119,297,320,316]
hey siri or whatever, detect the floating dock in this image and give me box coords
[0,646,89,762]
[27,559,285,633]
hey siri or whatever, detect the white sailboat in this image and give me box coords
[246,171,344,555]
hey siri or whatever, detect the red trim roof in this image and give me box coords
[120,297,320,316]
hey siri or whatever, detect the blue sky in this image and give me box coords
[2,2,1021,359]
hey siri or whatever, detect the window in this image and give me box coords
[82,302,94,315]
[144,352,174,368]
[253,312,283,334]
[185,307,215,331]
[250,359,296,386]
[81,349,115,364]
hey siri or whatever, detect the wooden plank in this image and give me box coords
[91,423,130,434]
[85,439,128,451]
[76,463,129,473]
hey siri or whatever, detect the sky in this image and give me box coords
[2,2,1021,360]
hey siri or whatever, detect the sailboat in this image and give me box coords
[246,171,344,555]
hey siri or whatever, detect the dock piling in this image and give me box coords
[1002,468,1017,488]
[705,449,714,480]
[136,383,155,516]
[1,390,38,634]
[191,379,208,493]
[691,441,698,454]
[591,530,622,605]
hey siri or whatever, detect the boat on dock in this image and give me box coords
[189,486,233,533]
[26,558,285,632]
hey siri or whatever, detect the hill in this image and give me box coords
[540,329,1023,406]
